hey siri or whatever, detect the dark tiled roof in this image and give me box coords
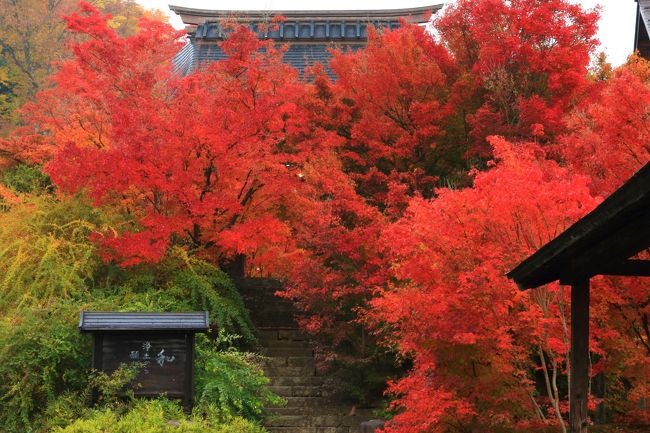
[282,43,364,78]
[172,41,195,76]
[79,311,209,332]
[175,41,363,79]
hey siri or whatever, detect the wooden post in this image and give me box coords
[570,279,590,433]
[183,332,195,412]
[91,333,103,405]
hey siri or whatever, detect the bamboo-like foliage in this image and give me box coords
[0,196,103,311]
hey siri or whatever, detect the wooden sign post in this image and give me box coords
[79,312,209,410]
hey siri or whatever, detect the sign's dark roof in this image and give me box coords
[508,162,650,289]
[79,312,209,332]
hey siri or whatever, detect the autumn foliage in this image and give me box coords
[370,139,601,431]
[1,0,649,432]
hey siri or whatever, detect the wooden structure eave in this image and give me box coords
[168,4,443,25]
[507,162,650,288]
[169,3,444,80]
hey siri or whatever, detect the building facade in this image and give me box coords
[169,4,443,78]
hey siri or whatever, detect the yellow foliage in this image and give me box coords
[108,15,127,30]
[0,66,9,85]
[0,196,107,312]
[623,52,650,83]
[0,0,164,133]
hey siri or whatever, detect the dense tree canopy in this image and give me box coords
[1,1,649,432]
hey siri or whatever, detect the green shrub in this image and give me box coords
[0,302,275,432]
[52,399,267,433]
[0,195,269,432]
[38,363,142,432]
[1,164,51,194]
[169,250,256,345]
[0,302,91,433]
[194,333,285,421]
[0,193,255,341]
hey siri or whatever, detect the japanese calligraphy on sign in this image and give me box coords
[128,341,177,373]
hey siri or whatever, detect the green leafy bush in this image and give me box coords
[53,399,266,433]
[0,300,275,432]
[39,364,142,432]
[194,333,285,421]
[1,164,51,194]
[169,250,256,345]
[0,302,90,433]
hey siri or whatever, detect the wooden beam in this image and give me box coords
[570,279,590,433]
[598,259,650,277]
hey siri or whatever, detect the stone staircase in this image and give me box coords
[238,278,375,433]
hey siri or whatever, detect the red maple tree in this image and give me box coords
[5,3,353,271]
[2,2,648,431]
[436,0,598,155]
[369,138,601,431]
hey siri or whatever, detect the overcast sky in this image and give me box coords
[135,0,638,66]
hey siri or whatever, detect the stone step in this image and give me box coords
[277,329,309,340]
[264,364,318,377]
[263,347,314,357]
[245,304,295,314]
[264,356,315,368]
[262,356,316,368]
[267,396,335,408]
[238,276,374,433]
[251,313,298,328]
[267,385,324,397]
[267,405,353,416]
[258,328,310,340]
[260,339,313,349]
[249,307,297,318]
[258,332,312,345]
[265,427,350,433]
[239,295,286,305]
[265,414,361,428]
[269,376,324,387]
[287,356,315,367]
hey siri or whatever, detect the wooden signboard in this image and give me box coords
[79,312,209,410]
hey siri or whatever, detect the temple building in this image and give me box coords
[635,0,650,59]
[169,4,443,78]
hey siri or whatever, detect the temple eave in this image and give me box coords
[168,4,443,26]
